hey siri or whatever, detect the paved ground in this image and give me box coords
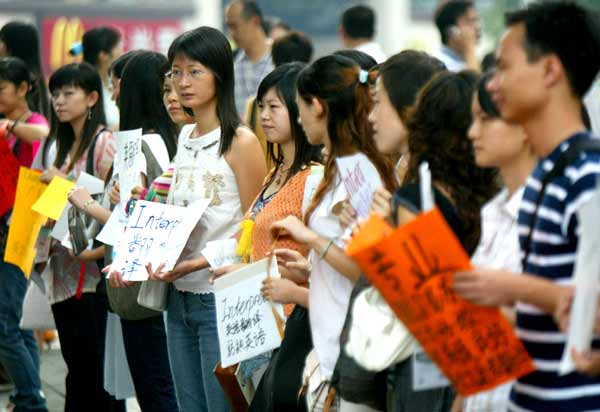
[0,346,140,412]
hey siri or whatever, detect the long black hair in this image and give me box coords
[82,26,121,69]
[118,51,178,160]
[49,62,106,172]
[167,26,240,156]
[256,62,321,184]
[0,21,50,117]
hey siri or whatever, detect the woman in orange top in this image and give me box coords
[211,62,321,411]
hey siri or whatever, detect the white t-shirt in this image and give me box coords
[355,41,387,64]
[466,187,523,412]
[169,124,243,294]
[307,172,355,379]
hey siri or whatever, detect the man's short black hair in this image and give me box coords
[239,0,264,24]
[434,0,474,45]
[341,4,376,39]
[272,31,313,67]
[505,1,600,98]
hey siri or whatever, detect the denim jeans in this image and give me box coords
[166,286,228,412]
[0,260,47,412]
[120,315,178,412]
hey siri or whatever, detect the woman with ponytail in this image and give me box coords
[270,54,395,412]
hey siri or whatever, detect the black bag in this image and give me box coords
[249,305,312,412]
[331,276,388,411]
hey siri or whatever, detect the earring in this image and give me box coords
[88,107,92,120]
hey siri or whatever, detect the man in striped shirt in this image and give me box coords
[454,2,600,411]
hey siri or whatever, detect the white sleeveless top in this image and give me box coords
[169,124,243,294]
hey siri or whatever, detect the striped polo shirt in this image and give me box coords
[510,133,600,412]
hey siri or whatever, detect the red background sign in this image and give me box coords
[41,16,182,76]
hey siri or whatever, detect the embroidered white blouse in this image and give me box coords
[169,124,244,294]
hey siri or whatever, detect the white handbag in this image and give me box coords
[344,286,416,372]
[20,282,55,330]
[136,280,168,311]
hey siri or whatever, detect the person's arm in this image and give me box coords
[68,187,112,225]
[146,255,210,283]
[226,127,268,212]
[271,216,362,284]
[3,119,49,144]
[262,277,309,308]
[453,268,564,314]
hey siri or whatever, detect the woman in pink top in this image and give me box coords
[0,57,49,167]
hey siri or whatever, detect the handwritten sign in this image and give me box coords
[214,258,284,368]
[336,153,382,219]
[51,172,105,241]
[347,209,535,396]
[31,176,75,220]
[115,129,143,212]
[201,239,241,268]
[4,168,48,278]
[111,199,210,281]
[0,137,20,217]
[560,180,600,374]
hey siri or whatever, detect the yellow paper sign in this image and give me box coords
[31,176,75,220]
[4,168,48,278]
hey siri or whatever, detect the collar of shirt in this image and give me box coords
[234,48,272,67]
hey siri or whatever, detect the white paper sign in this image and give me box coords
[115,128,143,208]
[96,207,128,246]
[214,258,284,368]
[336,153,383,219]
[51,172,105,241]
[201,239,241,268]
[559,181,600,375]
[111,199,210,281]
[412,345,450,391]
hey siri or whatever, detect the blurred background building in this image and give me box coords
[0,0,599,77]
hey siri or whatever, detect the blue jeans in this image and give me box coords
[166,286,228,412]
[0,261,47,412]
[120,315,178,412]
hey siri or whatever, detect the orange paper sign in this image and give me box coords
[347,209,535,396]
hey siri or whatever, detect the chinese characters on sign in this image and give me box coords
[215,258,284,368]
[111,199,210,281]
[347,209,535,396]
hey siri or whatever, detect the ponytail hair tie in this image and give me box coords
[358,69,369,84]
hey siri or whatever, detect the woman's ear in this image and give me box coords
[312,97,324,117]
[16,81,29,99]
[86,90,100,109]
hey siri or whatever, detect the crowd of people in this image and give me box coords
[1,1,600,411]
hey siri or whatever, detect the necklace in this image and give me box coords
[273,163,291,186]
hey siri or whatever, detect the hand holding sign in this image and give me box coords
[347,209,535,396]
[111,199,210,281]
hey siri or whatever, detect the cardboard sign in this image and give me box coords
[31,176,75,220]
[111,199,209,281]
[214,258,284,368]
[336,153,383,219]
[4,168,48,277]
[347,209,535,396]
[0,137,20,217]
